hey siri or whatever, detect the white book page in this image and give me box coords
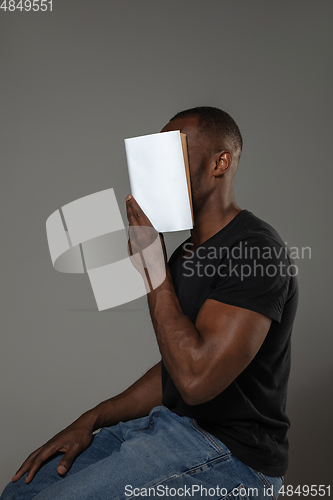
[124,130,193,232]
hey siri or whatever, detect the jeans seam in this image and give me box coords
[217,484,249,500]
[185,452,231,475]
[253,470,277,500]
[134,408,162,432]
[191,419,225,454]
[237,484,249,500]
[125,454,232,498]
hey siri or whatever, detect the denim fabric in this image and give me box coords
[1,406,283,500]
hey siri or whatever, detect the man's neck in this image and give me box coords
[189,195,242,249]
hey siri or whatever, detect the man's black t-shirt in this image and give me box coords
[162,209,299,477]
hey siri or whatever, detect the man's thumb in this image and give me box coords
[57,453,75,475]
[57,464,67,474]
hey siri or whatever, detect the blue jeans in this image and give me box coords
[1,406,283,500]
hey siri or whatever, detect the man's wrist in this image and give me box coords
[147,265,173,295]
[73,405,106,433]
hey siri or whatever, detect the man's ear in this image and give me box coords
[213,151,233,177]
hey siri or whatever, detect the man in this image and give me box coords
[1,107,298,499]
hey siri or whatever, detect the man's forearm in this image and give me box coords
[125,195,201,400]
[147,268,203,402]
[75,362,163,432]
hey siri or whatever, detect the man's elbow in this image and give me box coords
[180,378,222,406]
[182,392,207,406]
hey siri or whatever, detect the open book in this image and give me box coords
[124,130,194,232]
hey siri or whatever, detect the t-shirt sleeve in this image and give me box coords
[207,235,291,323]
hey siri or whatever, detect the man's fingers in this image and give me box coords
[125,194,153,227]
[23,444,59,484]
[24,453,46,484]
[12,465,30,482]
[12,447,43,482]
[12,464,30,481]
[11,424,94,484]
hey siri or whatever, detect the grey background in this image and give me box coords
[1,0,332,494]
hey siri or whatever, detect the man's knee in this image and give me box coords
[1,480,18,500]
[1,474,37,500]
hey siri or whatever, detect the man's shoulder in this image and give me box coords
[211,211,298,322]
[200,210,287,260]
[225,210,285,248]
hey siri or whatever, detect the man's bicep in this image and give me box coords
[192,299,272,403]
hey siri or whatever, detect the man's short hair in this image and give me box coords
[169,106,243,158]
